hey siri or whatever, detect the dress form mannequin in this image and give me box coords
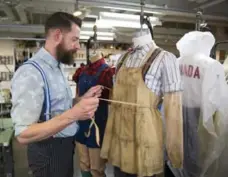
[132,31,156,48]
[101,29,183,177]
[75,49,113,177]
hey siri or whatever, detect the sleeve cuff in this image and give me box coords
[163,81,183,93]
[14,125,28,137]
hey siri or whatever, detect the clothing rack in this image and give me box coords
[139,0,154,39]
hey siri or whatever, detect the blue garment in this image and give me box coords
[11,47,78,137]
[75,63,109,148]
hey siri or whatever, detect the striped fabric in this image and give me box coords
[27,137,75,177]
[117,43,182,96]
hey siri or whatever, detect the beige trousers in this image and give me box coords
[76,142,106,177]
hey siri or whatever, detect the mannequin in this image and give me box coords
[168,31,228,177]
[132,32,156,48]
[101,29,183,177]
[75,50,114,177]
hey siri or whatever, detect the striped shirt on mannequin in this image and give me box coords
[115,43,182,96]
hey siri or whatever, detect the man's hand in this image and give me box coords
[82,85,104,98]
[67,97,99,121]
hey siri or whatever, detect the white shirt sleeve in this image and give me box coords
[145,51,183,96]
[161,52,182,93]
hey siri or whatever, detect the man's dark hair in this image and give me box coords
[45,12,82,36]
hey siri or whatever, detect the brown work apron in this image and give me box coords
[101,49,163,177]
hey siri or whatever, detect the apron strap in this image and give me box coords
[142,48,162,81]
[23,61,51,121]
[95,64,109,78]
[115,52,130,75]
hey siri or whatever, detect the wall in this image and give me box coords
[0,40,15,89]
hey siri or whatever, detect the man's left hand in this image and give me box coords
[82,85,104,98]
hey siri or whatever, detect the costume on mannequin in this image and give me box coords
[168,31,228,177]
[72,63,85,94]
[101,30,183,177]
[75,51,114,177]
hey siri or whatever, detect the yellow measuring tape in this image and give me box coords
[85,117,100,146]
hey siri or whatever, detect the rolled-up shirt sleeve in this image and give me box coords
[11,65,44,136]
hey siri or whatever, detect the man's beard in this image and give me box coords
[56,43,76,65]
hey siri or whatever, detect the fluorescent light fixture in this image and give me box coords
[100,12,160,23]
[96,19,149,29]
[73,10,82,16]
[81,12,161,29]
[82,22,112,29]
[80,35,113,41]
[80,31,114,36]
[102,6,163,15]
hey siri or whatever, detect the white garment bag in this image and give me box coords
[167,31,228,177]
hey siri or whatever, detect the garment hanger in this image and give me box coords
[86,25,98,65]
[132,0,156,48]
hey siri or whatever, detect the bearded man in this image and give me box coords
[11,12,103,177]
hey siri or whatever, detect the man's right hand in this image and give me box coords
[68,97,99,121]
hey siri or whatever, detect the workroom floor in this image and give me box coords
[13,139,114,177]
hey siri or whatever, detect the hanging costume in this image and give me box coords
[101,44,183,177]
[75,58,114,177]
[223,57,228,84]
[168,31,228,177]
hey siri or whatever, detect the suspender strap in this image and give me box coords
[142,48,162,81]
[95,64,108,78]
[23,61,51,121]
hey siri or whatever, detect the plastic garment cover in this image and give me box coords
[168,31,228,177]
[223,57,228,84]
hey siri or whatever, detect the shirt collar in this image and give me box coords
[37,47,59,68]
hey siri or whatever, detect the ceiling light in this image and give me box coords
[100,12,160,23]
[73,10,82,17]
[82,22,112,29]
[80,31,114,36]
[102,6,163,15]
[80,35,113,41]
[96,19,149,29]
[73,0,82,17]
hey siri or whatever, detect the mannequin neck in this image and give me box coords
[132,33,156,48]
[90,51,102,63]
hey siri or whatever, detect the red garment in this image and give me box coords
[72,66,85,83]
[77,58,114,99]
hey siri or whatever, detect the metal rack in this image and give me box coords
[86,25,98,65]
[139,0,154,39]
